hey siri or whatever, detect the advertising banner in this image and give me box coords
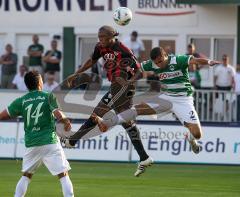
[0,121,239,165]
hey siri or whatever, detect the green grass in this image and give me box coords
[0,160,240,197]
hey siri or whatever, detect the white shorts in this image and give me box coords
[158,94,200,125]
[22,142,71,176]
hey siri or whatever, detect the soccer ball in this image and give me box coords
[113,7,132,26]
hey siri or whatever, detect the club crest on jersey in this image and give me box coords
[169,65,175,71]
[104,53,116,61]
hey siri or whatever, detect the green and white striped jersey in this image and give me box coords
[141,55,193,96]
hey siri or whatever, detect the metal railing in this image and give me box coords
[193,89,238,122]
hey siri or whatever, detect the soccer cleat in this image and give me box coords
[184,133,201,154]
[60,138,75,148]
[91,113,108,132]
[134,157,154,177]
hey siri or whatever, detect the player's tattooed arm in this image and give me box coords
[189,58,221,67]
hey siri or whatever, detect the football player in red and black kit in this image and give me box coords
[63,25,153,176]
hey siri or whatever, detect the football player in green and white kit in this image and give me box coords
[93,47,220,175]
[0,71,74,197]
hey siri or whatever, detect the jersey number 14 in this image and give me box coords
[25,102,44,126]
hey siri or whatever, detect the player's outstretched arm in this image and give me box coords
[189,58,221,67]
[67,58,97,87]
[53,109,72,132]
[0,109,11,120]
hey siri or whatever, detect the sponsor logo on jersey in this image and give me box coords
[159,71,183,80]
[104,53,116,61]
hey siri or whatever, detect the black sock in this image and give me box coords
[69,118,97,146]
[122,124,149,161]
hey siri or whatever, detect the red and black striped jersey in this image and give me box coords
[91,40,140,82]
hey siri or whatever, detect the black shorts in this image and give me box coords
[101,81,135,114]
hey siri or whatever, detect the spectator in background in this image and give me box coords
[12,64,28,91]
[213,54,235,121]
[186,43,201,58]
[43,40,62,82]
[43,71,60,92]
[235,64,240,121]
[28,34,44,74]
[123,31,145,61]
[189,63,201,89]
[164,45,174,55]
[214,54,235,91]
[186,43,206,89]
[0,44,17,88]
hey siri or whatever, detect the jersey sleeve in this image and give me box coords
[7,98,22,117]
[58,51,62,60]
[40,44,44,52]
[12,75,17,85]
[230,67,236,77]
[28,45,32,52]
[141,60,154,71]
[177,55,193,69]
[91,44,101,61]
[12,54,18,64]
[48,93,60,112]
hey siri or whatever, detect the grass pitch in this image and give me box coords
[1,160,239,197]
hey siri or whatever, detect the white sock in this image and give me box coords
[102,108,138,128]
[60,176,74,197]
[117,107,138,124]
[14,176,30,197]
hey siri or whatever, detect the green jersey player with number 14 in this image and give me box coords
[0,71,74,197]
[93,47,220,174]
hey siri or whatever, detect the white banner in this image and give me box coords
[131,124,240,165]
[15,122,131,162]
[0,0,197,28]
[0,122,19,158]
[0,121,239,165]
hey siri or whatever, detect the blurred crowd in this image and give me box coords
[0,35,61,92]
[0,33,240,121]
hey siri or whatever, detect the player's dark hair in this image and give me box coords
[24,71,41,91]
[150,47,166,60]
[98,25,119,37]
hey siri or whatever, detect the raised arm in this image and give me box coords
[189,58,221,67]
[76,58,97,74]
[66,58,97,87]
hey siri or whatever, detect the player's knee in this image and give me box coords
[121,120,135,129]
[23,172,33,179]
[58,172,68,179]
[185,123,202,139]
